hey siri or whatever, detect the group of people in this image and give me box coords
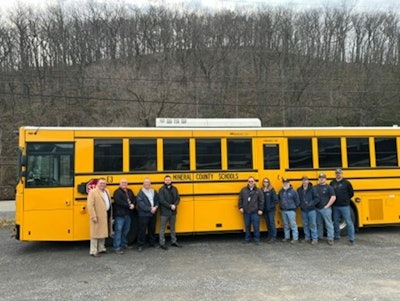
[86,168,355,257]
[87,175,181,257]
[238,168,355,246]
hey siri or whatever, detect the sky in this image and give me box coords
[1,0,400,13]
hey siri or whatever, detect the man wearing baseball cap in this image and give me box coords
[278,178,300,244]
[314,173,336,245]
[297,176,319,245]
[330,169,355,245]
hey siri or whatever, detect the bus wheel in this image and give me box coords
[339,207,356,237]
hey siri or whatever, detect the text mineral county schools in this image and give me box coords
[172,172,241,181]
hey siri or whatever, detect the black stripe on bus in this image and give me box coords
[74,187,399,202]
[282,175,400,182]
[75,192,242,201]
[354,188,400,193]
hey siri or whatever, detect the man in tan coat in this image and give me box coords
[87,178,112,257]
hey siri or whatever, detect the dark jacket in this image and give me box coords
[297,184,319,212]
[137,188,159,217]
[113,187,135,217]
[330,178,354,207]
[263,188,278,212]
[314,184,336,209]
[158,184,180,216]
[278,187,300,211]
[238,186,264,214]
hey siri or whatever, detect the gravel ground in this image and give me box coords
[1,226,400,301]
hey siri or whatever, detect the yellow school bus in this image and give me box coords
[14,118,400,241]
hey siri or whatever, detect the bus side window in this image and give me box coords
[26,143,74,187]
[163,139,190,171]
[288,138,313,169]
[263,144,280,170]
[375,137,398,167]
[318,138,342,168]
[196,139,222,170]
[227,139,252,170]
[94,139,122,172]
[347,138,370,167]
[130,139,157,171]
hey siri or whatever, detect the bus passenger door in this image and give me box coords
[256,138,286,229]
[257,138,286,185]
[22,142,75,241]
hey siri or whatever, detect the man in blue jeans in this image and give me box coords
[278,178,300,244]
[297,176,319,245]
[238,176,264,245]
[315,173,336,245]
[112,178,135,254]
[330,168,355,245]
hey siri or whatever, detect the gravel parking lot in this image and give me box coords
[1,224,400,301]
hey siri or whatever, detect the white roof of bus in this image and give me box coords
[22,125,400,131]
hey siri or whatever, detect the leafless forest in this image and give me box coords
[1,2,400,197]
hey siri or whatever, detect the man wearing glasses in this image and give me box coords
[238,176,264,245]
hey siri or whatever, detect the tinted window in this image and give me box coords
[94,139,122,172]
[227,139,252,169]
[347,138,370,167]
[288,138,313,168]
[375,138,398,167]
[130,139,157,171]
[163,139,190,171]
[263,144,280,169]
[196,139,221,170]
[318,138,342,168]
[26,143,74,187]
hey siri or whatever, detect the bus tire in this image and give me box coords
[339,206,356,237]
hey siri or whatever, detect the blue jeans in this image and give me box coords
[113,215,131,250]
[243,212,260,242]
[281,210,298,240]
[301,210,318,241]
[317,207,334,240]
[333,206,355,241]
[264,210,277,239]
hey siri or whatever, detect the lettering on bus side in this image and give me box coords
[218,172,239,180]
[196,173,214,180]
[171,173,240,181]
[172,174,193,181]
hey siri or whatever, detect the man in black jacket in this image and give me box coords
[112,178,135,254]
[297,176,319,245]
[330,169,355,245]
[158,175,181,250]
[238,176,264,244]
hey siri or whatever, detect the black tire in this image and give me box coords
[339,206,356,237]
